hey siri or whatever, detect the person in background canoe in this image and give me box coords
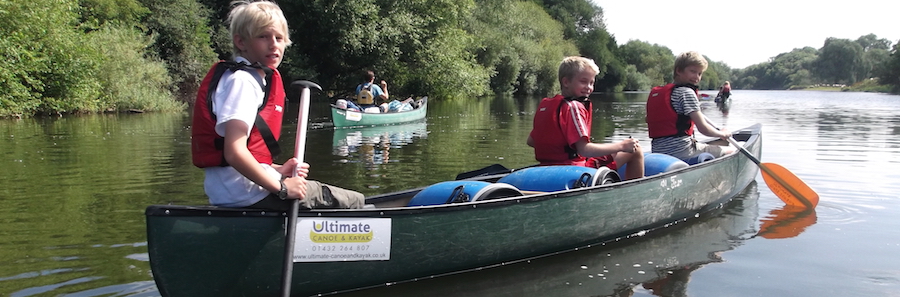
[715,81,731,103]
[526,56,644,180]
[191,0,364,211]
[355,70,390,112]
[646,51,735,162]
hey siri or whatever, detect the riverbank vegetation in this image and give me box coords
[733,34,899,93]
[2,0,898,118]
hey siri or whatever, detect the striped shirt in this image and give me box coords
[650,86,700,159]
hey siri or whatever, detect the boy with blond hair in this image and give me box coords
[191,0,363,210]
[527,56,644,180]
[646,51,734,162]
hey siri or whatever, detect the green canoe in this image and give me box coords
[145,124,763,297]
[331,97,427,128]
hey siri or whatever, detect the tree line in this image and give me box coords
[1,0,898,118]
[734,34,897,92]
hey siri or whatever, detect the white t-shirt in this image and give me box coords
[203,57,281,207]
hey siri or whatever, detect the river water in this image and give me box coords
[1,90,899,296]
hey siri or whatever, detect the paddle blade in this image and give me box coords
[759,163,819,208]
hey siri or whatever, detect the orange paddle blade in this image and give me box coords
[759,163,819,208]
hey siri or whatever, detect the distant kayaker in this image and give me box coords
[716,81,732,102]
[526,56,644,180]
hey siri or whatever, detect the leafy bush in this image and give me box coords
[0,0,103,116]
[622,65,650,91]
[469,0,577,96]
[89,25,183,112]
[141,0,218,99]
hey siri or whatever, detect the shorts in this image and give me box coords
[687,141,728,159]
[586,155,618,170]
[248,180,365,211]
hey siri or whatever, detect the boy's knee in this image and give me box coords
[303,180,364,209]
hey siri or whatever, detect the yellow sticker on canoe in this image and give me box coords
[345,110,362,122]
[309,231,373,243]
[293,218,391,262]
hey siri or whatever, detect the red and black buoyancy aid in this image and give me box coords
[646,83,697,138]
[532,95,591,164]
[191,61,285,167]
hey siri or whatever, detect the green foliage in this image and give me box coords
[617,40,673,88]
[594,54,626,92]
[407,27,491,99]
[699,67,719,90]
[532,0,598,40]
[542,0,627,92]
[730,34,898,92]
[275,0,610,99]
[814,38,864,84]
[576,24,623,92]
[0,0,103,116]
[0,0,183,117]
[846,78,893,93]
[469,0,577,95]
[79,0,149,29]
[88,25,182,112]
[877,41,900,93]
[140,0,218,99]
[1,0,663,116]
[735,47,819,89]
[856,34,892,51]
[278,0,482,97]
[702,59,733,90]
[621,65,651,91]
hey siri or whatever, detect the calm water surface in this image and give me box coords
[1,90,899,296]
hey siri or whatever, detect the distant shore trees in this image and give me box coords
[1,0,897,118]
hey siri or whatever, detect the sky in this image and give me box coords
[593,0,899,69]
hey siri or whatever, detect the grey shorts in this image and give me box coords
[249,180,365,211]
[687,141,729,159]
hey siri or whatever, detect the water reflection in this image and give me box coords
[2,90,899,296]
[716,99,731,116]
[332,121,428,168]
[756,205,818,239]
[336,182,761,297]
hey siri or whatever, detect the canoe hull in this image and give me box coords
[331,98,427,128]
[146,124,762,297]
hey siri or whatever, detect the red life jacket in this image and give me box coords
[531,95,590,165]
[191,61,285,167]
[646,83,696,138]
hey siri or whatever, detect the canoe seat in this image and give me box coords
[617,153,689,177]
[497,166,620,192]
[407,181,523,206]
[685,152,716,165]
